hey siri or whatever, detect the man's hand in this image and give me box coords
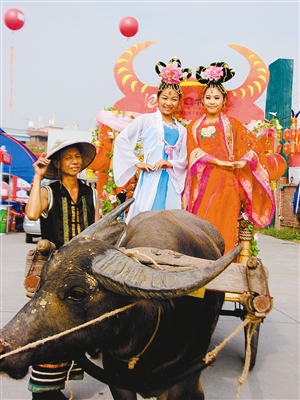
[33,154,51,177]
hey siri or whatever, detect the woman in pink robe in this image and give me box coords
[182,62,275,254]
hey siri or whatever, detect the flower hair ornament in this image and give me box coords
[155,57,192,97]
[195,61,235,95]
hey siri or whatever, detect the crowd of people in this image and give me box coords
[25,57,275,399]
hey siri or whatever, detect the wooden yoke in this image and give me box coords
[120,247,273,318]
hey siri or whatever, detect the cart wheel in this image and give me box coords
[244,322,260,370]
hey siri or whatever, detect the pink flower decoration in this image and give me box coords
[109,195,117,204]
[267,127,276,137]
[102,190,107,198]
[161,66,182,84]
[203,65,224,81]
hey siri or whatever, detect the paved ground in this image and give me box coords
[0,230,299,400]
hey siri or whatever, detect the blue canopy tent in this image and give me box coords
[0,128,37,184]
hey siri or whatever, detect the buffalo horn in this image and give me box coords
[91,243,243,299]
[70,198,134,241]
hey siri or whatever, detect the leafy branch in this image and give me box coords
[247,221,260,257]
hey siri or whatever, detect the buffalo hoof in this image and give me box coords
[32,390,67,400]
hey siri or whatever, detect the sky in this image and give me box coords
[0,0,299,134]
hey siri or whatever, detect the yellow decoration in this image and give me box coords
[122,74,133,85]
[187,287,206,298]
[85,169,95,181]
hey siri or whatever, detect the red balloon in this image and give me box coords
[3,8,25,31]
[119,16,138,38]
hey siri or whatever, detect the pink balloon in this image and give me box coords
[119,16,138,38]
[3,8,25,31]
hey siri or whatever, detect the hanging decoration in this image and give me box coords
[265,152,287,181]
[282,110,300,161]
[245,117,287,189]
[3,8,25,30]
[119,16,138,38]
[3,8,25,112]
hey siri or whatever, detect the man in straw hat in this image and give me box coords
[25,139,99,399]
[26,139,99,248]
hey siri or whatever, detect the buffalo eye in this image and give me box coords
[66,288,86,302]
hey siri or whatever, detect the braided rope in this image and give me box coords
[236,319,259,397]
[0,303,136,361]
[238,220,253,241]
[122,249,161,270]
[127,306,161,370]
[122,248,201,273]
[66,360,75,400]
[109,306,162,370]
[204,314,261,397]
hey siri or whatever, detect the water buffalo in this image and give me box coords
[0,199,241,399]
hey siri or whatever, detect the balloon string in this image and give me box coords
[9,45,14,113]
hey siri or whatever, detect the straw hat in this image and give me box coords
[44,139,96,179]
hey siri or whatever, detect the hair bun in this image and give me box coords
[195,61,235,85]
[155,57,192,83]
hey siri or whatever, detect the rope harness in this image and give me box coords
[204,313,262,397]
[0,303,136,361]
[108,306,162,370]
[65,360,75,400]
